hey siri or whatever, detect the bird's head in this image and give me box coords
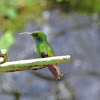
[20,31,47,41]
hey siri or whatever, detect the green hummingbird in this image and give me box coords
[20,31,63,79]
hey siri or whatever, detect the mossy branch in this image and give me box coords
[0,55,71,73]
[0,49,9,63]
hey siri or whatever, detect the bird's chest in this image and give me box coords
[35,41,48,58]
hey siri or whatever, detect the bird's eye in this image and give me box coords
[35,33,38,36]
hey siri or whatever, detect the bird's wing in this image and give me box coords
[39,42,55,57]
[38,42,63,79]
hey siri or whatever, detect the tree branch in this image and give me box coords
[0,55,71,73]
[0,49,8,63]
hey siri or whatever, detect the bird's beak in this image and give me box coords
[19,32,32,35]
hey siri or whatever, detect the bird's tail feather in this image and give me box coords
[47,64,63,80]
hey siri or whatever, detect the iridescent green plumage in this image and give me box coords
[32,31,55,58]
[20,31,63,79]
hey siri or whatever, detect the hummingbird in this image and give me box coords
[20,31,63,79]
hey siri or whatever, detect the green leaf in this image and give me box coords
[0,31,14,50]
[5,8,17,19]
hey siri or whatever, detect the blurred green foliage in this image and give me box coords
[0,0,100,32]
[0,0,43,50]
[0,31,14,50]
[55,0,100,13]
[0,0,100,50]
[0,0,43,33]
